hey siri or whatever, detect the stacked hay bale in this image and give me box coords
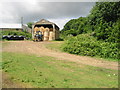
[34,27,39,35]
[34,26,54,41]
[49,28,53,41]
[49,31,53,41]
[44,28,49,41]
[39,26,45,35]
[49,28,53,31]
[34,27,39,32]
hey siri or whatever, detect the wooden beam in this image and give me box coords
[32,25,34,39]
[52,24,55,40]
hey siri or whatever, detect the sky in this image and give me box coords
[0,1,96,29]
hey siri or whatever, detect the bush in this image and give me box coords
[62,34,119,60]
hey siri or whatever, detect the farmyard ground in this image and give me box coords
[1,41,118,88]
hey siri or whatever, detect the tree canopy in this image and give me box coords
[61,2,120,43]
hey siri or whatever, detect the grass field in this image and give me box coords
[2,52,118,88]
[45,41,64,52]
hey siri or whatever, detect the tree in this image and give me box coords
[27,22,34,29]
[88,2,120,42]
[61,2,120,42]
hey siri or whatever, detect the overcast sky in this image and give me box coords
[0,1,95,29]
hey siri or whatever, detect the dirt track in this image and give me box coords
[2,41,118,70]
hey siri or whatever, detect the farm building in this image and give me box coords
[22,25,32,33]
[0,24,23,31]
[32,19,60,41]
[1,23,32,40]
[0,24,32,33]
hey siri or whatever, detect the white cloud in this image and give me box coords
[0,2,95,29]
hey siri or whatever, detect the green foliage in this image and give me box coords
[88,2,120,42]
[27,22,34,29]
[2,52,118,88]
[61,2,120,59]
[89,2,120,23]
[61,17,88,39]
[2,30,32,39]
[61,2,120,43]
[62,34,119,60]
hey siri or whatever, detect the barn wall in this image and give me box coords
[55,26,59,40]
[55,29,59,39]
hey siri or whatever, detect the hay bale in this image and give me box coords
[34,27,39,31]
[39,26,45,35]
[49,28,53,31]
[49,31,53,41]
[40,26,45,32]
[44,30,49,41]
[45,27,50,32]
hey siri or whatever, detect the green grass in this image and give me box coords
[2,52,118,88]
[45,41,64,52]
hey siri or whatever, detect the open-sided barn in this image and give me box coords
[32,19,60,41]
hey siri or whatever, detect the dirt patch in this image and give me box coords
[2,41,118,70]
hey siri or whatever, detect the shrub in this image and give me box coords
[62,34,119,60]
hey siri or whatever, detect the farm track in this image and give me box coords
[2,41,118,70]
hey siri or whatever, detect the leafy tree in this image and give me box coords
[27,22,34,29]
[89,2,120,42]
[61,2,120,59]
[61,2,120,43]
[61,17,87,37]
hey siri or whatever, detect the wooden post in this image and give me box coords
[32,25,34,39]
[52,24,55,40]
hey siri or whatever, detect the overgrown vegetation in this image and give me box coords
[61,2,120,59]
[1,30,32,40]
[62,34,119,60]
[2,52,118,88]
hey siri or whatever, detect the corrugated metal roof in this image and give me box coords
[0,24,22,29]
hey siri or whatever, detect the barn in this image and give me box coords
[32,19,59,41]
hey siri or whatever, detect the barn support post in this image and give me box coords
[32,25,34,40]
[52,24,55,40]
[56,29,59,39]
